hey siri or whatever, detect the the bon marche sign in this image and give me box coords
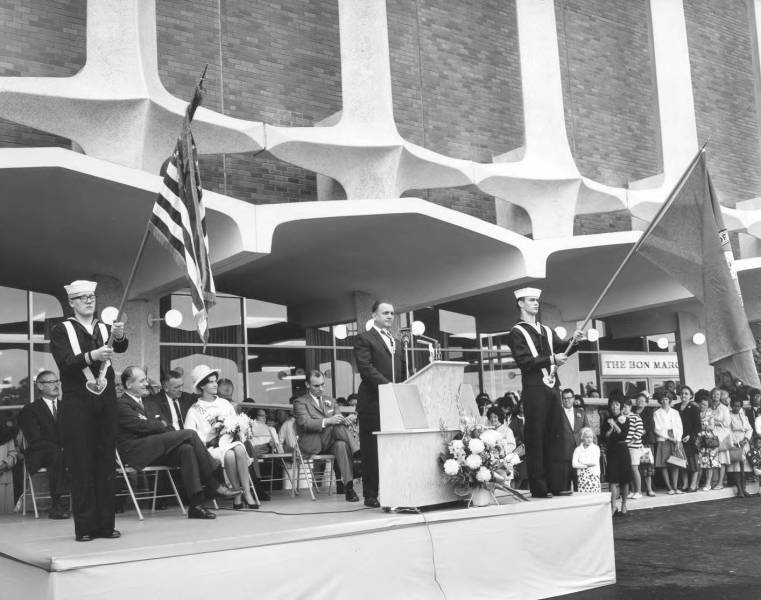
[600,352,679,377]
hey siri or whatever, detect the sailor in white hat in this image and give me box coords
[505,287,584,499]
[49,280,128,541]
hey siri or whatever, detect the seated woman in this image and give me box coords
[486,406,516,454]
[184,365,258,509]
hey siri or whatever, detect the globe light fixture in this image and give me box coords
[554,326,567,339]
[334,324,348,340]
[411,320,426,336]
[586,329,600,342]
[692,332,706,345]
[657,337,669,350]
[100,306,119,325]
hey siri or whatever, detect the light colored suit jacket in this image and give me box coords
[294,393,340,455]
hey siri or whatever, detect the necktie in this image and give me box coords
[382,329,395,351]
[51,399,57,420]
[174,399,184,428]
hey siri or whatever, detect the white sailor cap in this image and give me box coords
[514,287,542,300]
[64,280,97,298]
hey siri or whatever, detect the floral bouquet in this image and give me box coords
[440,414,522,498]
[205,415,226,448]
[221,414,253,444]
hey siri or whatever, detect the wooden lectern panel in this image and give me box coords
[404,361,467,429]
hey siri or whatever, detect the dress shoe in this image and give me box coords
[75,533,93,542]
[532,492,553,499]
[95,529,121,539]
[363,497,380,508]
[556,490,573,496]
[188,505,216,519]
[215,485,239,499]
[345,488,359,502]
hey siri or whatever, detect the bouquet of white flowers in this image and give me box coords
[221,414,252,443]
[440,414,522,498]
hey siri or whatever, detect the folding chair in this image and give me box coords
[293,437,335,501]
[21,462,47,519]
[255,428,298,496]
[114,449,185,520]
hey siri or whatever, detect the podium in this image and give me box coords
[376,361,478,508]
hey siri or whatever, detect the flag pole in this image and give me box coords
[110,65,209,325]
[564,138,711,353]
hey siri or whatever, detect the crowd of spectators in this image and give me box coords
[4,374,761,519]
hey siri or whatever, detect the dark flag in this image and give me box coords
[149,70,216,343]
[635,151,760,387]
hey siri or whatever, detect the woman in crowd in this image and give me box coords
[622,397,643,499]
[653,392,683,494]
[633,391,656,496]
[486,405,516,454]
[728,395,753,497]
[572,427,601,494]
[711,387,731,490]
[184,365,258,509]
[697,394,720,491]
[602,397,631,516]
[676,386,701,492]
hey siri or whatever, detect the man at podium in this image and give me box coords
[353,300,406,508]
[506,287,583,499]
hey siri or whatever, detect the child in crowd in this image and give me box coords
[572,427,601,494]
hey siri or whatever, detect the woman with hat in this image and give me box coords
[184,365,258,509]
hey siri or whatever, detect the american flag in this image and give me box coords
[149,69,216,343]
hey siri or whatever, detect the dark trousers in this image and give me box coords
[159,433,219,502]
[358,412,380,499]
[59,393,117,537]
[28,446,67,498]
[523,384,561,497]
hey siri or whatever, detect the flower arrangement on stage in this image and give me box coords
[440,414,522,498]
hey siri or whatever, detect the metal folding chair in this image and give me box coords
[293,437,335,501]
[114,449,185,520]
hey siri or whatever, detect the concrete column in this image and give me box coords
[676,311,714,390]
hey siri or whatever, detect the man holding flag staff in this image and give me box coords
[51,280,128,541]
[506,288,583,499]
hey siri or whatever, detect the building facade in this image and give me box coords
[2,0,761,404]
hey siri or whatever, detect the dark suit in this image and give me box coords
[51,317,127,537]
[353,328,406,499]
[549,405,590,492]
[505,321,577,497]
[116,394,220,501]
[19,398,66,497]
[144,392,192,430]
[294,393,359,484]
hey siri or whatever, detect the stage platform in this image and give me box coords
[1,490,615,600]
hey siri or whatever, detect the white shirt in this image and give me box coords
[42,396,58,418]
[125,392,144,411]
[564,406,574,427]
[572,443,601,476]
[165,393,181,430]
[373,325,395,352]
[653,407,683,441]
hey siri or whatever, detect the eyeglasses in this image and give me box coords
[71,294,96,302]
[38,379,60,385]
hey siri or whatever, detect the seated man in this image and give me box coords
[145,369,193,431]
[19,371,69,519]
[116,366,237,519]
[294,370,360,502]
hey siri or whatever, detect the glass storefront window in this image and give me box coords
[246,298,305,346]
[0,287,28,342]
[0,345,29,406]
[31,291,64,340]
[161,345,246,401]
[161,294,243,344]
[247,347,310,404]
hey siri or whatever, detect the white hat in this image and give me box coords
[64,280,97,298]
[514,287,542,300]
[191,364,221,390]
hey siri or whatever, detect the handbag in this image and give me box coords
[666,441,687,468]
[728,446,745,463]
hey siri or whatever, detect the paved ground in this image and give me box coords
[561,496,761,599]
